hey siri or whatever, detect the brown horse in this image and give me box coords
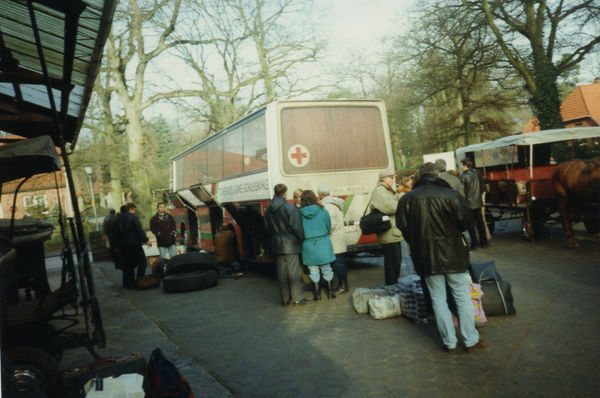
[552,156,600,248]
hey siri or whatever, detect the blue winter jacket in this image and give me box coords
[300,204,336,266]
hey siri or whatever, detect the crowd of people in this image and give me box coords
[102,202,177,289]
[264,183,350,306]
[264,158,488,353]
[101,158,488,352]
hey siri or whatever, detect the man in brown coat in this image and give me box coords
[150,202,177,259]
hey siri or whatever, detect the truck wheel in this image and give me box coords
[162,270,219,293]
[165,252,218,275]
[6,346,59,398]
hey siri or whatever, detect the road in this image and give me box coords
[57,221,600,397]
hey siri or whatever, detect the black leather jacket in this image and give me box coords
[396,176,472,277]
[460,169,484,209]
[113,212,148,248]
[264,196,304,256]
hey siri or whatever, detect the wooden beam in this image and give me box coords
[0,71,73,91]
[0,113,54,123]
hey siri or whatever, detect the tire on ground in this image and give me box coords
[6,346,59,398]
[165,252,218,275]
[162,270,219,293]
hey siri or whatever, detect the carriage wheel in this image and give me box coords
[6,346,59,398]
[522,220,534,241]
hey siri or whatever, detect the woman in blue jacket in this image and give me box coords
[300,190,336,300]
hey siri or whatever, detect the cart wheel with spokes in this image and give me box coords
[522,220,534,241]
[6,346,59,398]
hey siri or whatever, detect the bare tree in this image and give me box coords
[83,65,125,210]
[106,0,210,209]
[177,0,325,135]
[400,2,523,148]
[479,0,600,129]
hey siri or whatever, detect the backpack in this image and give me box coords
[145,348,194,398]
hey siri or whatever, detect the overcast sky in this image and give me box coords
[316,0,414,57]
[146,0,416,118]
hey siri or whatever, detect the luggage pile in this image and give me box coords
[351,277,435,322]
[352,287,399,319]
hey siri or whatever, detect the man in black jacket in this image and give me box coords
[460,158,488,249]
[264,184,310,306]
[113,203,152,288]
[396,163,486,353]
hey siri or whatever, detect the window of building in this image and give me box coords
[23,194,48,216]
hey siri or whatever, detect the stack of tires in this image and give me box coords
[161,252,219,294]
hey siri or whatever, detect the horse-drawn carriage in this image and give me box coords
[455,127,600,245]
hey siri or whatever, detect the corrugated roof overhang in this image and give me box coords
[0,0,117,148]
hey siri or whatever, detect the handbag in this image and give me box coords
[478,269,516,316]
[359,191,392,235]
[359,209,392,235]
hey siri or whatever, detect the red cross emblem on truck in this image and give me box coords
[288,144,310,167]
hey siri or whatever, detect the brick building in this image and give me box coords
[0,170,73,220]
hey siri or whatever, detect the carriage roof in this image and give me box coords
[456,126,600,160]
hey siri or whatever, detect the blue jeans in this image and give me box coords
[425,272,479,349]
[159,245,177,259]
[332,254,347,280]
[307,264,334,283]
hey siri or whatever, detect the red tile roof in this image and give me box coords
[522,80,600,133]
[561,80,600,124]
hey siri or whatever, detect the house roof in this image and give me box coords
[0,0,117,148]
[522,80,600,133]
[560,80,600,124]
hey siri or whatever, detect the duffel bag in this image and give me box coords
[165,252,218,276]
[368,294,402,320]
[478,270,516,316]
[162,270,218,294]
[351,287,390,314]
[359,209,391,235]
[469,260,498,282]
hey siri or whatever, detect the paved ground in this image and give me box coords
[56,221,600,398]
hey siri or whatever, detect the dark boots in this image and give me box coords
[326,281,336,300]
[335,278,348,295]
[312,282,321,301]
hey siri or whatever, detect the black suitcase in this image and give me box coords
[60,353,146,398]
[162,270,218,293]
[165,252,218,276]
